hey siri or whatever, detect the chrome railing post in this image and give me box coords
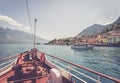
[39,51,120,83]
[67,66,71,72]
[73,80,76,83]
[97,75,101,83]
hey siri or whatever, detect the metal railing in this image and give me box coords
[0,50,120,83]
[0,59,15,69]
[51,59,101,83]
[39,51,120,83]
[0,55,18,61]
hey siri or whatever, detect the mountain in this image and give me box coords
[0,26,48,44]
[114,16,120,24]
[77,24,105,37]
[103,17,120,32]
[77,16,120,37]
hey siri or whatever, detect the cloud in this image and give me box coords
[0,15,31,33]
[109,16,115,19]
[103,20,115,25]
[23,26,31,33]
[24,26,31,30]
[0,15,23,27]
[103,17,116,25]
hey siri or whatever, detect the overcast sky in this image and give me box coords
[0,0,120,40]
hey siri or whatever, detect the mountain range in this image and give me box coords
[77,24,105,37]
[77,16,120,37]
[0,26,48,44]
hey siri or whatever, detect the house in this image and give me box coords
[108,30,120,43]
[97,34,108,43]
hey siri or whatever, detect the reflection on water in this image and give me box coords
[0,44,120,80]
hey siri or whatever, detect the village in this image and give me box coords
[47,29,120,46]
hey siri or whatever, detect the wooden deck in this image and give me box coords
[1,48,120,83]
[0,70,71,83]
[0,70,14,83]
[0,72,48,83]
[0,50,74,83]
[0,52,50,83]
[36,77,48,83]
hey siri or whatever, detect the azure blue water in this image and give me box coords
[0,44,120,82]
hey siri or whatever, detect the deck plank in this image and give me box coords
[36,77,48,83]
[0,70,14,83]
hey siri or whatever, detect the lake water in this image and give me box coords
[0,44,120,82]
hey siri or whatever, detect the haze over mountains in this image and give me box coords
[0,26,48,44]
[103,17,120,30]
[114,17,120,24]
[77,24,105,36]
[77,16,120,37]
[0,16,120,44]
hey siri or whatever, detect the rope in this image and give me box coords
[25,0,34,45]
[26,0,32,31]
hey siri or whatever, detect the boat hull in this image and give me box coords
[0,48,120,83]
[0,49,72,83]
[71,45,94,50]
